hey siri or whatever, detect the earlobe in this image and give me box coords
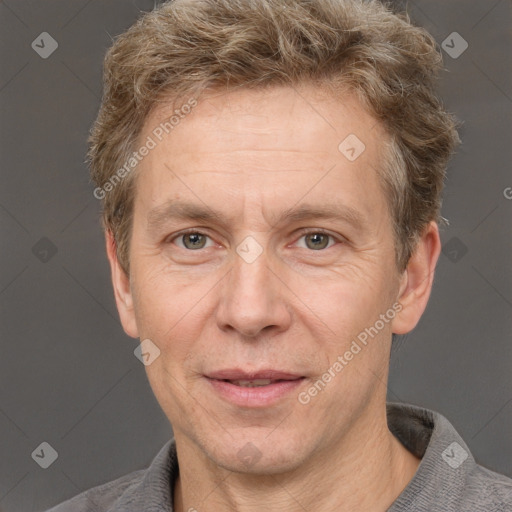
[391,221,441,335]
[105,229,139,339]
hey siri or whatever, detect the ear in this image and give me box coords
[391,221,441,334]
[105,229,139,339]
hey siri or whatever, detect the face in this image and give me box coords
[109,85,433,475]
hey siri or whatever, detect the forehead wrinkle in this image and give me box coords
[146,200,228,233]
[266,202,367,231]
[145,198,368,235]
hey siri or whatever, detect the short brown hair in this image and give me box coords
[88,0,459,275]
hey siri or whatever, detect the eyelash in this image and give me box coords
[298,229,344,249]
[168,228,343,250]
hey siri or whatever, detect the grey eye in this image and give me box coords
[181,233,207,250]
[304,233,331,250]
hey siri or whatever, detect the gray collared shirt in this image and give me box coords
[44,403,512,511]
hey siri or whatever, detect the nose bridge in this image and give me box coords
[216,240,290,337]
[232,245,270,296]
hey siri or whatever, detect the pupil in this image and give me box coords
[186,233,204,248]
[308,233,327,250]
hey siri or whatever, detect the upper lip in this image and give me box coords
[206,369,304,381]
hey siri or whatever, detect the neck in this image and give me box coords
[173,404,420,512]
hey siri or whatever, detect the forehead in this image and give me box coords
[146,85,383,159]
[133,85,390,228]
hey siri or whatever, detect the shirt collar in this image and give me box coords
[109,403,472,511]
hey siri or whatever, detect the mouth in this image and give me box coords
[225,378,295,388]
[204,370,306,407]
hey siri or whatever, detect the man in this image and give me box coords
[47,0,512,510]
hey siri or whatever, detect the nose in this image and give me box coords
[215,245,292,339]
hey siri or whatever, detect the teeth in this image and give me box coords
[231,379,273,387]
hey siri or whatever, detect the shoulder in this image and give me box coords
[387,403,512,511]
[462,463,512,510]
[43,469,146,512]
[42,439,178,512]
[47,470,146,512]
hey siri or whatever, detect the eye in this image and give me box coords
[295,230,338,251]
[172,230,215,250]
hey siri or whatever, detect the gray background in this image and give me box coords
[0,1,510,510]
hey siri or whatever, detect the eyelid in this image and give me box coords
[168,228,217,248]
[167,227,345,249]
[290,228,344,248]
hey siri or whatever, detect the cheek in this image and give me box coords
[317,285,385,348]
[288,260,390,331]
[305,270,396,400]
[130,264,179,339]
[130,261,217,351]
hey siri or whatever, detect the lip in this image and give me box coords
[206,369,304,381]
[204,369,306,408]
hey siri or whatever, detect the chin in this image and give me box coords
[201,429,310,476]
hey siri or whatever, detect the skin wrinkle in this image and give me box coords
[82,1,465,507]
[145,200,369,245]
[107,84,440,511]
[91,0,460,277]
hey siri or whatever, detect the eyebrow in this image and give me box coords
[146,200,367,233]
[147,201,224,233]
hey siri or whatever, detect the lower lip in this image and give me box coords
[206,377,305,407]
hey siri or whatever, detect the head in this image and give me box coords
[90,0,459,474]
